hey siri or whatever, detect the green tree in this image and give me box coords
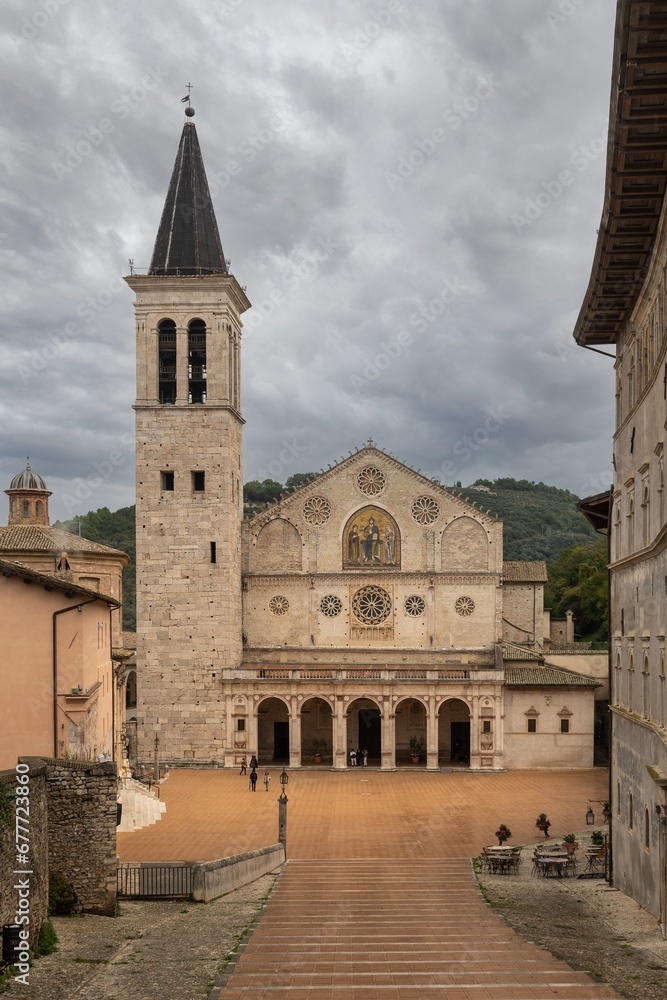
[285,472,318,491]
[544,538,608,644]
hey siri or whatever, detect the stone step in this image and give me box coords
[215,859,620,999]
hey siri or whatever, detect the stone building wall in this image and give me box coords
[44,758,117,915]
[503,687,594,769]
[0,762,49,950]
[502,583,542,645]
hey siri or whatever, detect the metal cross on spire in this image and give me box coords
[181,82,194,106]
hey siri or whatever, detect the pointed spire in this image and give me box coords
[149,112,228,276]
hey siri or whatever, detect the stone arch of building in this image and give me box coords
[441,516,489,571]
[437,697,471,765]
[256,518,302,572]
[125,670,137,710]
[257,696,291,763]
[394,696,427,766]
[299,696,334,766]
[346,696,383,766]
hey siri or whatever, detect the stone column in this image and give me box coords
[333,696,347,769]
[381,706,394,770]
[176,326,188,404]
[494,692,504,770]
[248,700,259,768]
[289,698,302,768]
[469,693,480,770]
[426,696,438,770]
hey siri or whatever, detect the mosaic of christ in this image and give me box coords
[342,506,401,569]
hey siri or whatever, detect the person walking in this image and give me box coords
[239,756,247,775]
[249,754,258,770]
[249,769,257,792]
[263,770,271,792]
[362,748,368,767]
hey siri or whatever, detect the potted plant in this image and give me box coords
[495,823,512,845]
[312,739,326,764]
[409,736,426,764]
[602,801,611,823]
[561,833,578,855]
[535,813,551,836]
[591,829,605,847]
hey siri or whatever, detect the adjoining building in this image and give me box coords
[125,104,601,773]
[0,464,131,769]
[574,0,667,929]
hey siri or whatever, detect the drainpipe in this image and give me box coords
[52,598,98,758]
[606,489,613,885]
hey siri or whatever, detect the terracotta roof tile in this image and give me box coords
[0,524,128,559]
[503,560,548,582]
[505,664,600,687]
[0,558,120,605]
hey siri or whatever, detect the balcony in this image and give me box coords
[225,666,502,683]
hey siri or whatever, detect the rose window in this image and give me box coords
[411,495,440,524]
[352,585,392,624]
[303,496,331,526]
[404,595,426,617]
[320,594,342,617]
[269,595,290,616]
[357,467,386,496]
[454,596,475,617]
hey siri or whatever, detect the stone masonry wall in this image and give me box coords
[44,758,117,915]
[0,761,49,950]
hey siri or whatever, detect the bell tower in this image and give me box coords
[125,102,251,766]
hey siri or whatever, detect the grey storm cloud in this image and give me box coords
[1,0,616,520]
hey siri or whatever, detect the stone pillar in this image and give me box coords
[566,609,574,644]
[175,326,188,404]
[426,696,438,770]
[289,698,302,768]
[494,692,504,770]
[381,706,394,770]
[248,700,259,768]
[333,697,347,769]
[469,694,480,770]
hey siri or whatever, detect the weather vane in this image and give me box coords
[181,83,195,117]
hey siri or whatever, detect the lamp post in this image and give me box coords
[154,733,160,786]
[585,799,610,825]
[278,766,289,855]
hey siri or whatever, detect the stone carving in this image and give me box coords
[455,595,475,617]
[404,595,426,617]
[411,495,440,524]
[352,585,392,624]
[303,496,332,525]
[320,594,342,617]
[357,466,386,496]
[269,595,290,615]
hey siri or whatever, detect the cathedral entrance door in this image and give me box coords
[358,708,381,763]
[450,721,470,764]
[274,722,289,761]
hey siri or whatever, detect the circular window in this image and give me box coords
[352,585,392,624]
[404,595,426,617]
[357,467,386,496]
[411,495,440,524]
[455,596,475,617]
[320,595,342,617]
[303,496,331,526]
[269,595,290,616]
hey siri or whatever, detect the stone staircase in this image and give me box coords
[117,778,166,833]
[216,858,620,998]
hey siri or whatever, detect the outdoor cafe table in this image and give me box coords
[536,854,570,878]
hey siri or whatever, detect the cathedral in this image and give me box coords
[120,105,601,772]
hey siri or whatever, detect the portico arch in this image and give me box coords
[300,697,333,765]
[257,697,290,763]
[394,697,427,765]
[438,698,471,765]
[346,697,382,766]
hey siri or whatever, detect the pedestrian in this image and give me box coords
[263,770,271,792]
[349,748,356,767]
[239,756,247,775]
[249,769,257,792]
[250,754,258,770]
[362,748,368,767]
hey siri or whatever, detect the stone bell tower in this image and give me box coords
[125,102,251,765]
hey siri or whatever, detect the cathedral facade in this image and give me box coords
[126,107,598,772]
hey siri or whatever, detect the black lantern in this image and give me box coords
[280,767,289,791]
[586,802,595,825]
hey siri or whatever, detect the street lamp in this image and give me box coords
[586,799,610,825]
[586,802,595,825]
[154,733,160,786]
[278,767,289,855]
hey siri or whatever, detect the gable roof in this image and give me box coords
[503,561,548,582]
[505,663,601,688]
[503,642,543,662]
[245,442,498,529]
[0,524,129,561]
[0,558,120,605]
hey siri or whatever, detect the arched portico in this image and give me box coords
[438,698,471,765]
[346,697,382,766]
[394,697,427,766]
[257,697,290,763]
[300,697,333,765]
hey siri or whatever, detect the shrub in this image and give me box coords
[49,872,77,915]
[34,921,58,957]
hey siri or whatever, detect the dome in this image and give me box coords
[9,462,49,492]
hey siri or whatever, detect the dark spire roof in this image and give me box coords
[149,120,228,276]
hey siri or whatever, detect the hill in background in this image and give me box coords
[52,478,600,633]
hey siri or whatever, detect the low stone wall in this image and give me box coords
[0,763,49,950]
[41,757,118,916]
[192,844,284,902]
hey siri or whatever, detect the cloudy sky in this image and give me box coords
[1,0,617,521]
